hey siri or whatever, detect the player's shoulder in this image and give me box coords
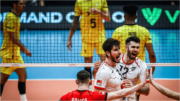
[135,25,149,31]
[6,12,16,18]
[135,57,147,68]
[114,25,127,31]
[98,62,111,74]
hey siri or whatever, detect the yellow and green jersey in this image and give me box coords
[112,24,152,61]
[74,0,109,43]
[1,12,21,59]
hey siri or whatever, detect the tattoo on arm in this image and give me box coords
[70,16,79,32]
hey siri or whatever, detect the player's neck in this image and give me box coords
[77,84,89,90]
[123,53,134,64]
[125,20,135,24]
[12,9,20,16]
[105,58,116,67]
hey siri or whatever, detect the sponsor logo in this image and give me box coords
[97,80,102,86]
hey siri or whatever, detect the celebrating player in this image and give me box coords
[60,70,147,101]
[67,0,110,90]
[112,4,156,100]
[149,68,180,100]
[0,0,31,101]
[93,36,149,101]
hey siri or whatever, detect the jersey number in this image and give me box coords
[91,19,96,28]
[120,65,129,79]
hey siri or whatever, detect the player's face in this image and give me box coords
[127,41,139,60]
[110,46,121,63]
[16,0,25,12]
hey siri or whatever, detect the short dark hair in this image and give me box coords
[77,70,90,83]
[123,4,139,15]
[126,36,140,46]
[10,1,19,8]
[103,38,120,57]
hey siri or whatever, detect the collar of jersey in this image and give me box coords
[104,61,116,67]
[125,24,136,25]
[77,89,89,92]
[122,54,135,65]
[10,10,18,17]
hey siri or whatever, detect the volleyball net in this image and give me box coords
[0,3,180,67]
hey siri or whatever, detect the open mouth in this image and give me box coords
[132,53,137,56]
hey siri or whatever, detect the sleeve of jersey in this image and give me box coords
[74,1,81,17]
[145,29,152,43]
[112,29,121,41]
[94,70,109,90]
[139,62,148,82]
[60,94,68,101]
[102,0,109,11]
[93,91,108,101]
[6,16,15,32]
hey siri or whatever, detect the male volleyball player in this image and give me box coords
[67,0,110,90]
[94,38,135,101]
[60,70,147,101]
[112,4,156,100]
[149,68,180,100]
[93,36,149,101]
[0,0,31,101]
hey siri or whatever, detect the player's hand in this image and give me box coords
[94,61,101,71]
[90,7,101,14]
[21,47,31,57]
[123,79,133,88]
[25,48,31,57]
[149,68,154,84]
[67,40,72,52]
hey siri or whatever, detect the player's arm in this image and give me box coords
[107,69,147,100]
[136,63,150,96]
[93,61,102,79]
[94,68,108,92]
[89,8,110,22]
[67,16,79,51]
[7,32,31,57]
[145,43,156,74]
[149,68,180,100]
[145,29,156,74]
[67,1,81,51]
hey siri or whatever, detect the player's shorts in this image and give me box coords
[1,56,25,75]
[81,41,105,57]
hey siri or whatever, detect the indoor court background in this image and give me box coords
[0,1,180,101]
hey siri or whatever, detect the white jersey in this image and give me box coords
[94,61,123,101]
[117,54,148,101]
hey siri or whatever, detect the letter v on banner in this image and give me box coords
[142,8,162,26]
[165,10,180,23]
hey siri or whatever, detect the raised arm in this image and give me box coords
[8,32,31,56]
[93,61,102,79]
[149,68,180,100]
[67,16,79,51]
[107,69,147,100]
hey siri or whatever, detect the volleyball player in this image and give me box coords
[67,0,110,90]
[60,69,147,101]
[0,0,31,101]
[112,4,156,100]
[93,36,149,101]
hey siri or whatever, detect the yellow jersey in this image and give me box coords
[112,24,152,61]
[1,12,21,59]
[74,0,109,43]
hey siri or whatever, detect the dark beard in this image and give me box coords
[127,48,136,60]
[110,53,119,63]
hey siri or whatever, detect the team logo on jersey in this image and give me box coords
[97,80,102,86]
[99,91,105,95]
[131,67,136,71]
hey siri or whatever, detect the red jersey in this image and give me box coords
[60,90,108,101]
